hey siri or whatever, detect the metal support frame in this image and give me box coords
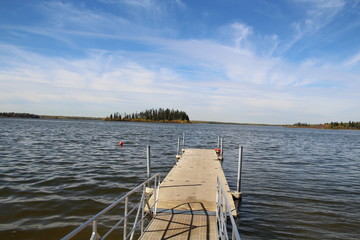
[216,177,241,240]
[61,173,161,240]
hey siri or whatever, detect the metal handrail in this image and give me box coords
[216,177,241,240]
[61,173,161,240]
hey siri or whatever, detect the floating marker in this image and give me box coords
[214,148,221,155]
[119,141,124,146]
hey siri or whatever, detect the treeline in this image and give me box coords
[0,112,40,118]
[105,108,190,122]
[292,121,360,130]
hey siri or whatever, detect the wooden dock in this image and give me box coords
[140,148,236,239]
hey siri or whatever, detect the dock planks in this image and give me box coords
[140,149,236,239]
[141,212,217,239]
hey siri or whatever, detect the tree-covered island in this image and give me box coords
[105,108,190,123]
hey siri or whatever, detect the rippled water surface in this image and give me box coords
[0,118,359,239]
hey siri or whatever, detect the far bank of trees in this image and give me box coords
[292,121,360,130]
[105,108,190,123]
[0,112,40,118]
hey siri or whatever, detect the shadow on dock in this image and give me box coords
[140,202,217,240]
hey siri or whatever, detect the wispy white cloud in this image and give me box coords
[118,0,186,11]
[344,51,360,68]
[284,0,346,53]
[0,0,186,48]
[298,0,345,31]
[98,0,187,35]
[231,22,253,49]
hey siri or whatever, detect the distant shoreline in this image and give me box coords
[284,125,360,131]
[0,113,101,120]
[190,120,279,126]
[1,113,188,123]
[1,113,359,130]
[40,115,102,120]
[1,114,273,125]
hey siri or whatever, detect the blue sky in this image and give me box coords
[1,0,359,124]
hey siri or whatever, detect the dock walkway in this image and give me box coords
[140,148,236,239]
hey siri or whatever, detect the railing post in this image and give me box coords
[90,220,100,240]
[216,178,220,238]
[217,136,220,148]
[141,185,145,235]
[154,175,159,214]
[182,132,186,147]
[220,137,223,157]
[177,137,180,155]
[237,145,244,193]
[147,145,151,179]
[123,197,128,240]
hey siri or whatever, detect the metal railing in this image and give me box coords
[216,177,241,240]
[61,173,161,240]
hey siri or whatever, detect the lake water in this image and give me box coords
[0,118,359,239]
